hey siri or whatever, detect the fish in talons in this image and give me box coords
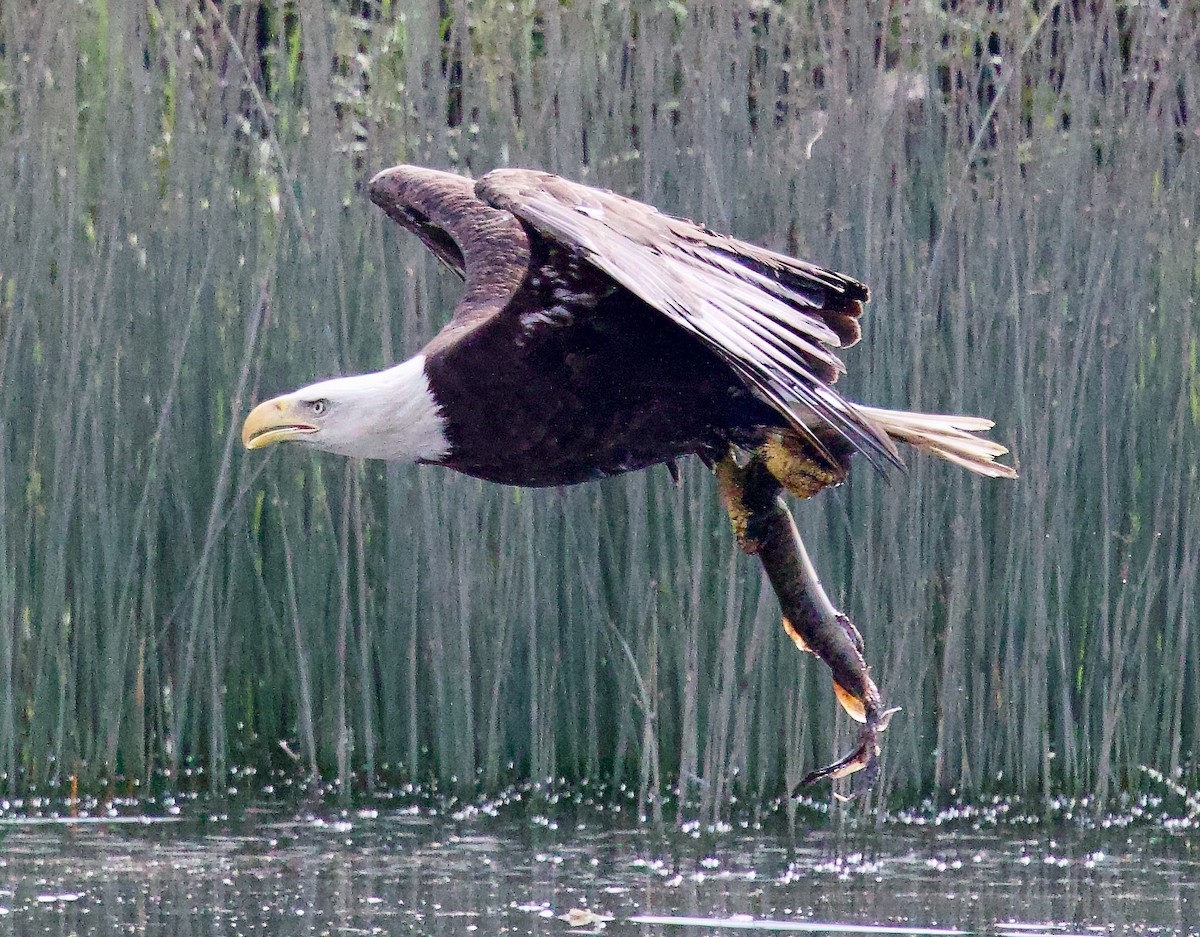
[717,447,907,798]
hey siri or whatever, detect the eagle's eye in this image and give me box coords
[310,399,328,416]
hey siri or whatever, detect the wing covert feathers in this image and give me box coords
[476,168,899,468]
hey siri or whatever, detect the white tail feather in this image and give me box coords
[855,405,1017,479]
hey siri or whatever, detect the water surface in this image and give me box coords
[0,798,1195,935]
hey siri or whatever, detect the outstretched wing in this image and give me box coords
[368,165,532,354]
[476,168,899,469]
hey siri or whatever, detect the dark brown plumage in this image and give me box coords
[368,165,920,486]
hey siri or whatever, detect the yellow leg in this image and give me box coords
[760,431,847,500]
[713,452,756,552]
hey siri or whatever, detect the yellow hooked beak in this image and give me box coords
[242,396,319,450]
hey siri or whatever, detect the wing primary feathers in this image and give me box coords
[477,168,900,470]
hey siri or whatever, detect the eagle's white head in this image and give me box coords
[241,355,450,462]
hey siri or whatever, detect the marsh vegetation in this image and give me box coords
[1,1,1197,816]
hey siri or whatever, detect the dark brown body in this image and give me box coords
[426,278,778,486]
[371,165,890,487]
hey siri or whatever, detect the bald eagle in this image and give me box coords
[242,166,1015,789]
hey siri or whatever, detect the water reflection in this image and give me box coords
[0,803,1196,935]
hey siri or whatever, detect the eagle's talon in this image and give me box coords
[875,706,902,733]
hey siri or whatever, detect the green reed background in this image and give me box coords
[1,1,1197,815]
